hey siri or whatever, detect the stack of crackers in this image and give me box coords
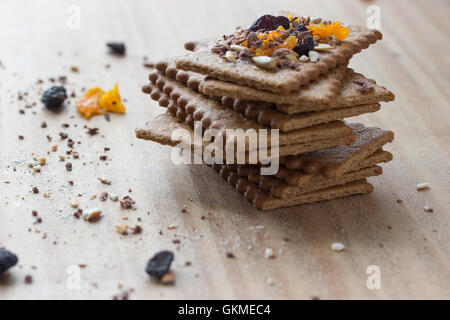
[136,14,395,211]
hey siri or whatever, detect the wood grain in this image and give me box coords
[0,0,449,299]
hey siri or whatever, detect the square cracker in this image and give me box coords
[222,99,381,131]
[152,58,393,119]
[136,112,354,161]
[175,23,382,93]
[279,123,394,178]
[142,72,354,152]
[201,68,394,113]
[213,163,374,211]
[277,149,392,186]
[156,57,346,107]
[228,164,382,199]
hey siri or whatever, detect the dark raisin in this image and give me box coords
[294,36,315,56]
[41,86,67,111]
[106,42,126,55]
[249,15,290,32]
[295,24,309,33]
[274,16,290,30]
[145,251,174,280]
[0,248,19,274]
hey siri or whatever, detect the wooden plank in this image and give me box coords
[0,0,449,299]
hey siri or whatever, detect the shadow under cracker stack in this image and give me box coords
[136,12,395,211]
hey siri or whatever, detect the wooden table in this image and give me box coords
[0,0,449,300]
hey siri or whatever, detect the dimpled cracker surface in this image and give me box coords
[279,123,394,177]
[229,164,382,198]
[154,58,344,107]
[277,149,392,186]
[153,59,394,116]
[142,73,354,151]
[213,164,373,211]
[136,110,354,161]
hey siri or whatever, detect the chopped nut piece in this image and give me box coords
[82,208,102,221]
[33,165,42,172]
[251,56,277,70]
[331,242,345,252]
[115,224,128,235]
[308,50,319,62]
[51,145,58,152]
[416,182,431,191]
[38,157,46,165]
[70,199,79,208]
[28,161,39,168]
[230,45,247,52]
[110,193,119,201]
[314,43,333,51]
[160,271,175,284]
[99,192,108,201]
[58,155,66,161]
[265,248,276,259]
[120,196,135,209]
[225,51,237,63]
[99,176,112,185]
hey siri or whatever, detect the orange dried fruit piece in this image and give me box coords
[76,84,126,119]
[76,87,105,119]
[308,21,349,41]
[99,83,126,114]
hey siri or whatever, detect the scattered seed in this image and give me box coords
[265,248,276,259]
[70,199,79,208]
[252,55,277,70]
[82,208,102,221]
[416,182,430,191]
[99,176,112,185]
[24,275,33,284]
[99,192,108,201]
[115,224,128,235]
[160,271,175,284]
[331,242,345,252]
[308,50,319,62]
[120,196,135,209]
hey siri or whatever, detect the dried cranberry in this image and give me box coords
[41,86,67,111]
[249,15,290,32]
[145,251,174,280]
